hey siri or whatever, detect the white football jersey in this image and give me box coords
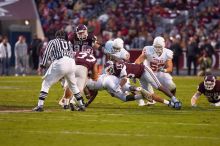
[143,46,173,72]
[112,48,130,61]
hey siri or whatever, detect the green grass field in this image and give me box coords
[0,76,220,146]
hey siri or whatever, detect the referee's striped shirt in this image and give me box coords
[41,38,73,67]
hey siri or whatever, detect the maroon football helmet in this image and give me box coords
[75,24,88,40]
[204,75,217,90]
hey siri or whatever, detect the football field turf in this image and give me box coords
[0,76,220,146]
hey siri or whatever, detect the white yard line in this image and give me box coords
[6,130,220,140]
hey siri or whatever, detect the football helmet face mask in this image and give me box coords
[112,38,124,53]
[204,75,216,90]
[104,61,114,75]
[153,36,165,55]
[76,24,88,40]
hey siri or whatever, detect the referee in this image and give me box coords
[33,30,85,112]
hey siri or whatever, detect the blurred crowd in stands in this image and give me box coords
[0,0,220,76]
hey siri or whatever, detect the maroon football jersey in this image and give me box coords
[68,32,97,54]
[113,62,145,78]
[198,80,220,103]
[75,52,97,71]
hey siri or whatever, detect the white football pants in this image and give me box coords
[41,56,80,94]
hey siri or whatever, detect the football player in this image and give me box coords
[59,24,101,109]
[59,52,98,110]
[85,64,174,108]
[68,24,101,54]
[105,38,130,61]
[191,75,220,107]
[105,60,181,109]
[135,36,178,105]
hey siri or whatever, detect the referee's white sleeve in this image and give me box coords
[41,40,54,67]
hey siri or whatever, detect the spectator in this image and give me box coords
[170,35,183,75]
[14,35,28,76]
[30,34,42,70]
[37,37,48,75]
[0,35,3,43]
[200,37,215,63]
[197,50,212,76]
[130,32,147,49]
[187,36,199,75]
[0,36,11,76]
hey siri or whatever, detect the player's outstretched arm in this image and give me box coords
[134,53,145,64]
[92,64,99,81]
[191,91,202,107]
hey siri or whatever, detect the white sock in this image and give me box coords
[64,98,69,105]
[171,96,178,102]
[38,100,44,106]
[214,101,220,107]
[163,100,169,105]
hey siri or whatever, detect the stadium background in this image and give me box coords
[0,0,219,75]
[0,1,220,146]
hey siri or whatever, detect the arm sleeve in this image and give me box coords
[41,40,54,67]
[166,49,174,60]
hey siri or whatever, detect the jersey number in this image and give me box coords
[150,62,164,72]
[77,52,96,62]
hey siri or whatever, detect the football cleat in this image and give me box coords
[78,105,86,111]
[69,102,80,111]
[168,100,182,110]
[174,101,182,110]
[69,97,86,111]
[168,100,174,108]
[63,105,69,110]
[32,105,44,112]
[137,99,146,106]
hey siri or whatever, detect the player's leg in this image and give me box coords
[58,78,72,109]
[75,65,88,95]
[139,79,155,106]
[33,62,64,111]
[157,73,176,95]
[142,66,181,109]
[124,78,145,105]
[65,61,85,111]
[68,65,88,111]
[83,75,106,107]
